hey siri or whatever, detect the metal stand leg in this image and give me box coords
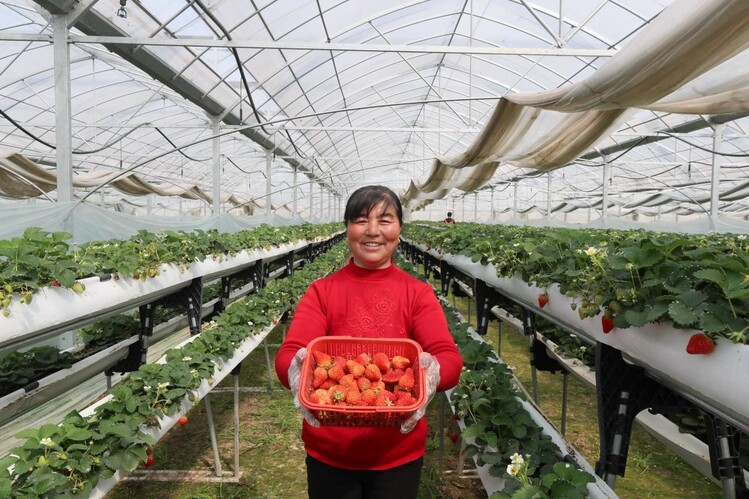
[561,373,569,436]
[203,395,223,476]
[233,374,241,478]
[497,320,502,357]
[263,338,273,391]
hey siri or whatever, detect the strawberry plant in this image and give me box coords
[402,223,749,345]
[0,347,75,397]
[0,235,350,497]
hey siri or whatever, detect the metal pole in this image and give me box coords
[52,15,73,203]
[266,149,272,216]
[710,124,724,230]
[203,395,223,476]
[264,338,274,391]
[602,155,610,225]
[561,373,569,435]
[233,374,240,477]
[211,116,221,215]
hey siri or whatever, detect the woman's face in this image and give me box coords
[346,201,402,269]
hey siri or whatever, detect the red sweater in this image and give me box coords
[275,260,463,470]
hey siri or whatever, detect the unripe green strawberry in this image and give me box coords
[72,282,85,294]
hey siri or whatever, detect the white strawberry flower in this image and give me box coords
[506,463,521,476]
[40,437,54,447]
[510,452,524,464]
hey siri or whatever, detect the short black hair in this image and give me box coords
[447,211,453,216]
[344,185,403,225]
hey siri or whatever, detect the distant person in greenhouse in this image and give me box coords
[443,211,456,224]
[275,185,463,499]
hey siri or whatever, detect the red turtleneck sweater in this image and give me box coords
[275,260,463,470]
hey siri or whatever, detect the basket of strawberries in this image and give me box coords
[298,336,426,427]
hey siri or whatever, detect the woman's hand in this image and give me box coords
[288,347,321,427]
[400,352,441,433]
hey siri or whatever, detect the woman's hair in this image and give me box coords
[343,185,403,225]
[447,211,453,217]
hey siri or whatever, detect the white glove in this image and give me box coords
[400,352,440,434]
[287,347,320,428]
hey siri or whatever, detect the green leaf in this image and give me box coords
[668,301,698,326]
[511,485,548,499]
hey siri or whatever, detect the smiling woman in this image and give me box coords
[344,185,403,270]
[275,185,463,499]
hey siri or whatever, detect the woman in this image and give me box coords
[275,185,463,499]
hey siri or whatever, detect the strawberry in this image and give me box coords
[537,294,549,308]
[345,389,362,406]
[313,366,328,388]
[310,389,332,405]
[327,363,345,382]
[50,279,61,287]
[601,314,615,334]
[357,377,371,391]
[382,368,405,384]
[346,359,365,378]
[145,446,153,455]
[686,333,715,354]
[328,385,348,404]
[397,368,415,392]
[365,363,382,381]
[339,374,357,390]
[333,355,347,370]
[178,416,188,426]
[395,392,416,406]
[373,352,391,372]
[391,355,411,369]
[356,352,372,365]
[313,351,333,369]
[319,379,336,390]
[374,389,396,407]
[72,282,85,294]
[448,434,459,444]
[371,380,386,393]
[145,455,155,467]
[360,389,378,406]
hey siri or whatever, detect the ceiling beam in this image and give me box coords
[0,33,617,57]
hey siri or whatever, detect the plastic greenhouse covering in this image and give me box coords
[0,0,746,237]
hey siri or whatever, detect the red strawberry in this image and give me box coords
[686,333,715,354]
[145,455,155,467]
[51,279,61,287]
[361,388,377,406]
[313,366,328,388]
[395,394,417,406]
[346,360,365,378]
[333,356,347,370]
[319,379,336,390]
[178,416,188,426]
[448,434,459,444]
[327,363,345,382]
[601,314,615,334]
[382,368,405,384]
[538,294,549,308]
[397,368,415,392]
[345,389,361,406]
[310,388,332,405]
[365,363,382,381]
[356,352,372,365]
[371,380,386,393]
[374,390,396,407]
[373,352,391,372]
[357,377,371,391]
[145,446,153,455]
[313,351,333,369]
[328,385,348,404]
[391,355,411,369]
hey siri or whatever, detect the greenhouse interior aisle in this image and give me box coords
[0,0,748,498]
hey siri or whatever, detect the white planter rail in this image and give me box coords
[0,241,308,352]
[419,244,749,434]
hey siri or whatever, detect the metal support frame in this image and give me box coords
[521,308,540,404]
[704,414,747,499]
[473,279,496,336]
[252,259,265,290]
[594,342,698,489]
[106,302,156,375]
[184,277,204,336]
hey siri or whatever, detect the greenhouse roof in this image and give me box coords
[0,0,748,222]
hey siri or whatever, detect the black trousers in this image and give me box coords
[306,454,423,499]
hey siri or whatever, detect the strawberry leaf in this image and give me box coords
[668,302,698,326]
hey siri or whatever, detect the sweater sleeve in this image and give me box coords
[274,280,329,388]
[410,285,463,392]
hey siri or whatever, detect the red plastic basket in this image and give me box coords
[299,336,426,427]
